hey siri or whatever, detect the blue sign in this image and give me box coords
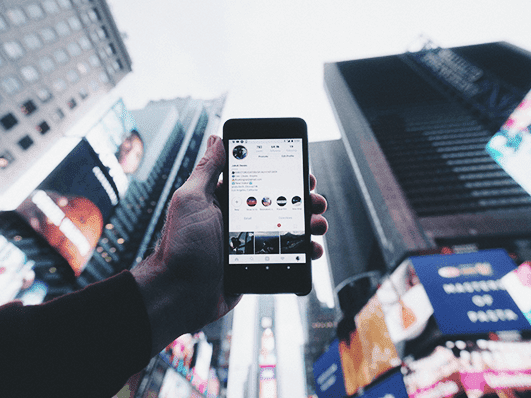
[359,370,408,398]
[313,339,347,398]
[410,249,531,335]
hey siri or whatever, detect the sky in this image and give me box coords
[106,0,531,143]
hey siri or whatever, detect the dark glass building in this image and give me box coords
[315,41,531,285]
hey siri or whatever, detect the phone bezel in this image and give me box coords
[222,118,312,295]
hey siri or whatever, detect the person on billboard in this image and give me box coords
[0,135,328,398]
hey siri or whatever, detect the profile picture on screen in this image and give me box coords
[233,145,247,160]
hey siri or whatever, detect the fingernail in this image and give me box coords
[207,135,216,148]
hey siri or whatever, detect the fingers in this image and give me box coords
[311,192,327,215]
[311,214,328,235]
[311,241,324,260]
[310,174,316,191]
[186,135,226,197]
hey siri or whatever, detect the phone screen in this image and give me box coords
[227,138,306,265]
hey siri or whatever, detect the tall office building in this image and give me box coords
[76,95,226,287]
[0,94,226,304]
[315,41,531,283]
[0,0,132,201]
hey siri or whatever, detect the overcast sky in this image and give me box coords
[106,0,531,142]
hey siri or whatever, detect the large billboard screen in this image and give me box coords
[486,90,531,195]
[16,140,119,276]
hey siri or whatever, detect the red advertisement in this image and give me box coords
[16,140,118,276]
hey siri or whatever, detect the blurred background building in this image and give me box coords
[0,0,132,202]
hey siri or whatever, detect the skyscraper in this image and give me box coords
[316,41,531,279]
[0,0,131,204]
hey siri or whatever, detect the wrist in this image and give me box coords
[131,253,188,357]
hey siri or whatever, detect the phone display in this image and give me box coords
[223,118,312,295]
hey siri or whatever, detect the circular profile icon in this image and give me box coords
[292,196,302,206]
[276,196,287,206]
[247,197,257,207]
[262,197,272,207]
[233,145,247,160]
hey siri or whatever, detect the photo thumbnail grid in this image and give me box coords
[228,231,305,255]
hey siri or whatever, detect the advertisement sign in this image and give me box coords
[340,296,401,396]
[410,250,530,335]
[358,370,408,398]
[85,99,143,197]
[313,339,347,398]
[16,140,119,276]
[502,261,531,326]
[486,90,531,195]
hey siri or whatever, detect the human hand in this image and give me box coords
[132,135,328,357]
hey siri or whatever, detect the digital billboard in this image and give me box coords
[486,90,531,195]
[16,139,119,276]
[84,99,143,197]
[317,250,531,398]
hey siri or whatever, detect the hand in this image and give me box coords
[132,135,328,357]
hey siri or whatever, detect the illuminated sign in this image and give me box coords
[16,140,117,276]
[486,89,531,195]
[410,249,531,334]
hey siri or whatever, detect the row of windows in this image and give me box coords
[2,27,93,62]
[0,1,99,32]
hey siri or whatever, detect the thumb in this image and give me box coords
[186,135,225,196]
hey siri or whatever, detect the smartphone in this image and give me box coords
[223,118,312,295]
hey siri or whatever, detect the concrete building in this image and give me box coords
[0,0,131,204]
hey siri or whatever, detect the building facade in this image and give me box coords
[0,0,131,200]
[318,41,531,277]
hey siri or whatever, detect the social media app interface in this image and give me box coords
[228,138,306,264]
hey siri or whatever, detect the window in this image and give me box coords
[23,34,43,50]
[105,44,115,56]
[0,15,8,31]
[53,49,69,64]
[36,87,53,103]
[88,9,99,22]
[18,135,34,150]
[21,100,38,116]
[89,80,99,92]
[98,49,107,60]
[25,4,44,20]
[66,69,79,83]
[0,113,18,130]
[112,59,122,71]
[6,8,27,26]
[67,16,81,31]
[42,0,60,14]
[40,28,57,43]
[57,0,72,10]
[52,108,65,122]
[99,72,109,84]
[52,79,67,92]
[88,54,101,67]
[38,57,55,73]
[67,98,77,109]
[78,36,92,50]
[3,41,25,60]
[80,13,91,26]
[90,31,99,43]
[55,21,70,37]
[78,87,89,100]
[77,61,90,75]
[67,42,81,57]
[37,121,50,135]
[96,27,107,40]
[1,76,22,95]
[79,88,88,100]
[21,66,39,83]
[0,151,15,169]
[106,66,114,76]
